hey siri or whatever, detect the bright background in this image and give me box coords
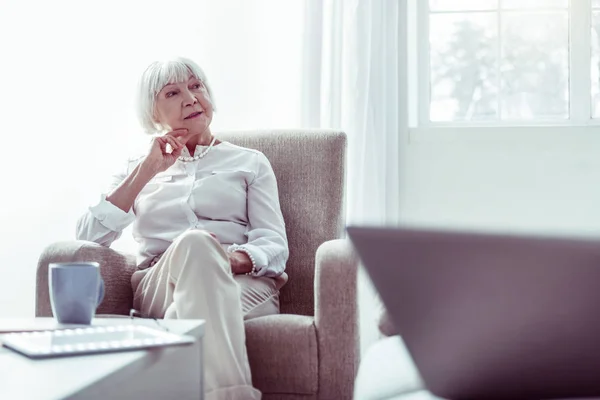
[4,0,600,362]
[0,0,304,317]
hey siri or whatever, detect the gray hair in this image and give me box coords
[136,56,216,134]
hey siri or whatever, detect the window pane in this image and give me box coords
[592,12,600,118]
[593,0,600,9]
[500,12,569,120]
[430,13,498,122]
[502,0,568,9]
[430,0,497,12]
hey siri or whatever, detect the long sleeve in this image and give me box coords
[228,152,289,277]
[76,160,137,246]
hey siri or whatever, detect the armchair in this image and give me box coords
[35,129,359,400]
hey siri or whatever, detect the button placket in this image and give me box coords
[185,162,196,177]
[182,163,199,226]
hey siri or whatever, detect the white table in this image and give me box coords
[0,318,205,400]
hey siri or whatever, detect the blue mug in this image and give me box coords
[48,262,105,325]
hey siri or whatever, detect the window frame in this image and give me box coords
[415,0,600,128]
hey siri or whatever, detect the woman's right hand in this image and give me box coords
[141,129,188,175]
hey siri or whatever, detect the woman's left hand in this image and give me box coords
[206,232,252,274]
[229,251,253,275]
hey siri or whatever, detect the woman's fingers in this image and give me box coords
[171,146,183,158]
[154,136,166,152]
[149,133,187,170]
[155,136,181,155]
[165,135,182,151]
[167,129,192,145]
[168,138,182,156]
[167,129,189,139]
[151,136,163,148]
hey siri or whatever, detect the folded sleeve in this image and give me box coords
[75,160,136,246]
[228,152,289,277]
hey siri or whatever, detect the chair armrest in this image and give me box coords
[314,239,360,400]
[36,240,137,317]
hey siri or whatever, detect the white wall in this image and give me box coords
[400,126,600,238]
[0,0,303,318]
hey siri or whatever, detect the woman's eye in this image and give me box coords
[191,83,201,89]
[166,91,177,98]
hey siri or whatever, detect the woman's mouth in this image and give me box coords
[184,111,203,120]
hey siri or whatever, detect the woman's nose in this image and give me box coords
[182,90,197,106]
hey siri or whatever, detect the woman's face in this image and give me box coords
[154,76,214,134]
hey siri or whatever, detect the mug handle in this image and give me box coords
[97,278,105,308]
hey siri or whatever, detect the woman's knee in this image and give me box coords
[170,229,230,274]
[174,229,216,250]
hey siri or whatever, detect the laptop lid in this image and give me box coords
[347,225,600,400]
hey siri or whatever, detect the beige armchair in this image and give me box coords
[35,129,359,400]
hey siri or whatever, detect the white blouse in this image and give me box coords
[76,141,289,277]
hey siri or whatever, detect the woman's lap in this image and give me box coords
[131,263,282,320]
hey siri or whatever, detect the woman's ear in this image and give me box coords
[152,109,163,130]
[151,119,161,132]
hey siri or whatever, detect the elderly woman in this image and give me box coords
[76,56,288,400]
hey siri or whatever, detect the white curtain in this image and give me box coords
[301,0,408,353]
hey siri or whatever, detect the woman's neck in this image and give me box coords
[185,128,213,154]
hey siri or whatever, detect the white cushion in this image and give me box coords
[389,390,445,400]
[354,336,427,400]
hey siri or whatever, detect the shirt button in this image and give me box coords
[97,213,106,221]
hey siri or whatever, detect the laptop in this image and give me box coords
[347,225,600,400]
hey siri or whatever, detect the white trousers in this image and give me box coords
[130,229,285,400]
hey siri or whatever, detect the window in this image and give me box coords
[420,0,600,125]
[591,0,600,116]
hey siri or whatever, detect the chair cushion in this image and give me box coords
[245,314,318,395]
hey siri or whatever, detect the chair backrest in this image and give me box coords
[218,129,347,316]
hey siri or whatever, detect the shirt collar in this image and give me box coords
[180,143,212,157]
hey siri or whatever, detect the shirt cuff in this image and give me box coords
[227,243,268,277]
[89,194,135,232]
